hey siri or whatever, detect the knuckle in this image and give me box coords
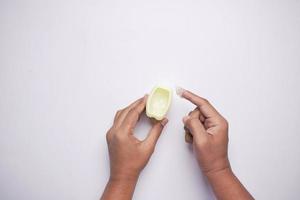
[186,117,198,127]
[115,109,122,116]
[223,118,229,127]
[202,98,209,104]
[131,108,139,115]
[106,129,113,141]
[220,117,229,129]
[185,117,191,124]
[129,108,140,118]
[189,108,200,116]
[185,118,193,127]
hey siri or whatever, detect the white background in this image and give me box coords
[1,0,300,199]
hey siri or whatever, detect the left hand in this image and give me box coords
[106,95,168,181]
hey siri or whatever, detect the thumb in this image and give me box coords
[143,118,168,149]
[183,116,207,142]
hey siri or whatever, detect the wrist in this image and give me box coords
[108,175,138,191]
[203,158,231,178]
[103,172,139,200]
[109,171,140,184]
[205,166,232,178]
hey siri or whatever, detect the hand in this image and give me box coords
[181,89,230,176]
[106,95,168,181]
[180,89,254,199]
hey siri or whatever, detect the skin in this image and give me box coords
[101,89,253,200]
[101,95,168,200]
[181,90,254,200]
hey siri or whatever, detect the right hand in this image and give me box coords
[181,89,230,176]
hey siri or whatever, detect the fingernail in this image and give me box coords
[176,86,185,97]
[160,118,168,126]
[182,116,190,123]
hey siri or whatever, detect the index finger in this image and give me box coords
[114,97,145,126]
[181,89,220,118]
[122,95,147,129]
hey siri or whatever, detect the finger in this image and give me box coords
[122,96,147,129]
[115,96,146,126]
[183,115,207,141]
[181,89,220,119]
[188,107,198,116]
[189,107,205,123]
[199,112,205,123]
[185,130,193,143]
[184,108,200,143]
[144,118,168,148]
[189,108,200,119]
[113,109,122,123]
